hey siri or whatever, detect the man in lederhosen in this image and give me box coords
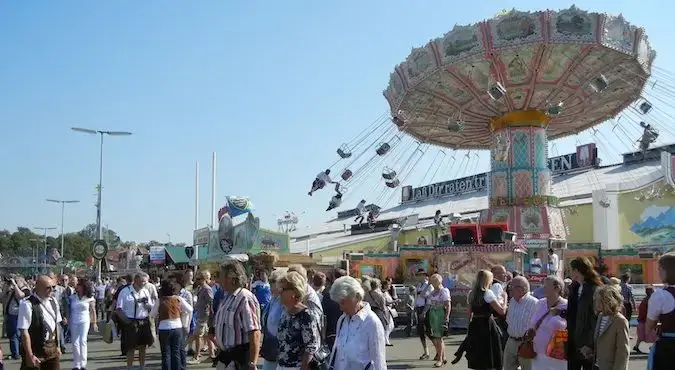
[115,273,155,370]
[17,275,62,370]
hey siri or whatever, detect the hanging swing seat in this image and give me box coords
[448,120,465,132]
[376,143,391,156]
[382,167,397,180]
[392,116,405,126]
[341,169,353,181]
[337,144,352,159]
[487,82,506,101]
[385,178,400,188]
[590,74,609,93]
[639,101,652,114]
[546,102,564,116]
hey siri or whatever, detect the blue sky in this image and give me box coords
[1,0,674,244]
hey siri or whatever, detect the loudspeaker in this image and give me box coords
[479,223,508,244]
[453,228,475,245]
[483,227,504,244]
[450,224,479,245]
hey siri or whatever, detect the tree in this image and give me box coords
[0,223,174,264]
[77,223,121,248]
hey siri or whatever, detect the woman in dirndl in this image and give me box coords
[463,270,506,370]
[646,253,675,370]
[424,273,451,368]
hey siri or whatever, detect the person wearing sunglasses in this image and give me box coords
[17,275,63,370]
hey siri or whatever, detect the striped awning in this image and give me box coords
[434,243,526,254]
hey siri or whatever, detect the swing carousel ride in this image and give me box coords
[310,6,675,245]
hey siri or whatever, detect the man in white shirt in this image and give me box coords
[116,273,155,370]
[530,252,543,274]
[503,276,538,370]
[95,279,107,318]
[308,169,338,196]
[547,248,560,275]
[17,275,63,369]
[414,270,433,359]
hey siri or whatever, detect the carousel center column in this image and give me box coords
[483,110,566,241]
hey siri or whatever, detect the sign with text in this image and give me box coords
[402,144,598,203]
[149,246,166,265]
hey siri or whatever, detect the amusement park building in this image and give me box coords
[290,144,675,271]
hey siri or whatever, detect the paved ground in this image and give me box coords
[2,327,650,369]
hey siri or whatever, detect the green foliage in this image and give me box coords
[0,223,123,263]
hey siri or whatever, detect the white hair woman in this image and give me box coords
[329,276,387,370]
[424,273,451,367]
[275,271,321,370]
[531,276,568,370]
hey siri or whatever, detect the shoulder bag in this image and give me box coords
[518,310,550,359]
[312,315,346,370]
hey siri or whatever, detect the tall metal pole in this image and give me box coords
[46,199,79,266]
[72,127,131,280]
[211,152,216,228]
[96,132,104,280]
[33,227,56,271]
[195,161,199,230]
[60,203,65,259]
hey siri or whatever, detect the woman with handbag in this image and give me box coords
[424,273,451,368]
[530,276,568,370]
[276,271,321,370]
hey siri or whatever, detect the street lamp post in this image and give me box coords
[72,127,132,280]
[46,199,79,266]
[33,227,56,270]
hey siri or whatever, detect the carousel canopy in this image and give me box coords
[384,6,656,149]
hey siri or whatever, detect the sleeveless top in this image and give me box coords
[659,287,675,333]
[158,296,181,321]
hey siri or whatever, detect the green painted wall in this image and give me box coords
[564,204,594,243]
[312,236,391,258]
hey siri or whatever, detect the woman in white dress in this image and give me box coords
[70,279,98,370]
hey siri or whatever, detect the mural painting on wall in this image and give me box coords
[617,263,645,284]
[629,205,675,243]
[435,252,501,288]
[360,264,383,279]
[405,259,430,276]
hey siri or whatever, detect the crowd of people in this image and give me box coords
[1,251,675,370]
